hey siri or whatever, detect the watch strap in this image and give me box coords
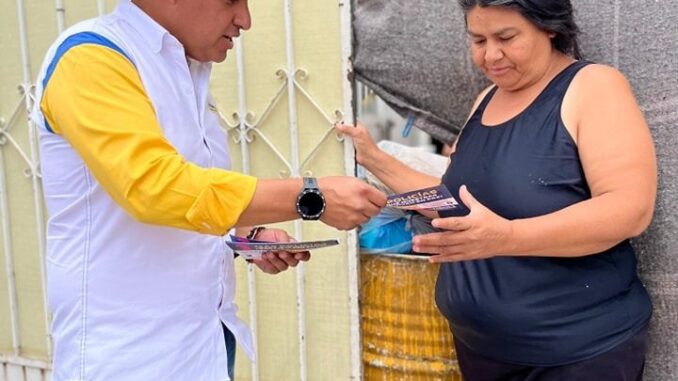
[303,177,319,190]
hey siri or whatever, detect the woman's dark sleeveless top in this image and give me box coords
[437,61,652,366]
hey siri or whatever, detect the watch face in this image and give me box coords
[298,190,325,218]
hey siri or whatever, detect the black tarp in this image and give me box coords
[353,0,488,144]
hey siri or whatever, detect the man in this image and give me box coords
[30,0,386,380]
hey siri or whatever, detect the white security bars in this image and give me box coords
[218,1,357,379]
[0,0,53,379]
[1,2,110,380]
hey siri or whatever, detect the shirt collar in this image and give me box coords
[115,0,177,55]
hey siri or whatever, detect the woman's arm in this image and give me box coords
[335,86,494,194]
[511,64,656,256]
[335,123,440,193]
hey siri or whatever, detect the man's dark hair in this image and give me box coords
[458,0,582,59]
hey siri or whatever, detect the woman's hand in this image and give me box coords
[335,122,381,166]
[412,185,514,263]
[249,228,310,274]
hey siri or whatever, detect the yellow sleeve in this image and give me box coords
[41,44,257,235]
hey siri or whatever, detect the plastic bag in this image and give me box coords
[358,207,440,254]
[359,207,413,253]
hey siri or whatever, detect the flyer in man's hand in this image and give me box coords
[386,184,460,211]
[226,235,340,260]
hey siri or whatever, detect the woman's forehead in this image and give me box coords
[466,6,533,32]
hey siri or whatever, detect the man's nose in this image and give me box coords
[234,4,252,31]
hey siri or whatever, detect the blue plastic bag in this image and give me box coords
[359,208,413,254]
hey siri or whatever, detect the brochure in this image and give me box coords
[226,235,340,260]
[386,184,460,211]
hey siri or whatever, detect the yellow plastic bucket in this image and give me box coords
[360,253,462,381]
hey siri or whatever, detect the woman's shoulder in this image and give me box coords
[575,63,630,89]
[562,62,639,140]
[568,62,635,105]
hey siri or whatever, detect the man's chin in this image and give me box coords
[188,50,228,63]
[213,51,228,63]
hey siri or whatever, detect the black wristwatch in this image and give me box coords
[296,177,326,220]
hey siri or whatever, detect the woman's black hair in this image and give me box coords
[458,0,582,59]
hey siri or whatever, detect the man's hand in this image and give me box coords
[248,228,310,274]
[317,177,387,231]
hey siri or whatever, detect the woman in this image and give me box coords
[338,0,656,379]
